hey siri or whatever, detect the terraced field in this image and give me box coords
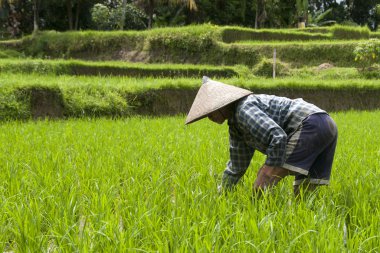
[0,25,379,251]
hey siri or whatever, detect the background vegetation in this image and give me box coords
[1,0,380,39]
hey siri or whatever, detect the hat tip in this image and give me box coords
[202,76,210,84]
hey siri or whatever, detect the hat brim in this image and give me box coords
[185,78,253,125]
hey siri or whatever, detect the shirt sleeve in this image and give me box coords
[222,126,255,188]
[237,104,288,167]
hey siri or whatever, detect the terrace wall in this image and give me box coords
[2,87,379,120]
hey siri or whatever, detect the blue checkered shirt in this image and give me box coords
[222,94,325,187]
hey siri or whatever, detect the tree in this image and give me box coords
[40,0,99,31]
[91,2,148,30]
[32,0,39,32]
[66,0,84,30]
[263,0,296,28]
[345,0,377,26]
[255,0,267,28]
[296,0,308,27]
[120,0,127,29]
[0,0,22,37]
[136,0,197,28]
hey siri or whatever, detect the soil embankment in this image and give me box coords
[28,88,380,119]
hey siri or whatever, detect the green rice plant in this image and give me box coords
[221,26,330,43]
[2,72,380,92]
[331,25,370,40]
[0,49,23,59]
[0,111,379,251]
[0,59,238,78]
[0,86,31,120]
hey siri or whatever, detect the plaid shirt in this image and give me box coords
[222,94,325,187]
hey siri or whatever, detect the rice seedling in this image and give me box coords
[0,111,379,252]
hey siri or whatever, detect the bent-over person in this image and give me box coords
[185,77,338,195]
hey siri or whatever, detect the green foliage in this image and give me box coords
[332,25,370,40]
[221,27,330,43]
[307,8,337,27]
[20,30,145,58]
[1,73,380,120]
[358,66,380,79]
[90,3,148,31]
[0,59,68,74]
[370,31,380,39]
[296,0,308,19]
[353,39,380,70]
[0,87,31,120]
[235,41,359,67]
[0,112,380,251]
[3,25,375,67]
[62,85,129,117]
[253,58,290,77]
[297,27,332,33]
[91,4,112,30]
[122,3,148,30]
[0,49,23,58]
[0,59,238,78]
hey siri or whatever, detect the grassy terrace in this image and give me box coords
[0,24,379,119]
[0,24,374,67]
[234,40,363,45]
[1,73,379,120]
[0,59,238,78]
[0,71,380,91]
[1,73,380,91]
[0,58,375,79]
[0,24,379,252]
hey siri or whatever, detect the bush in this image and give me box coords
[91,3,148,31]
[91,4,112,30]
[253,58,290,77]
[0,87,31,120]
[123,4,148,30]
[358,66,380,79]
[353,39,380,70]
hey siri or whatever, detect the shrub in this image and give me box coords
[91,4,112,30]
[358,66,380,79]
[253,58,290,77]
[0,87,31,120]
[91,3,148,31]
[353,39,380,70]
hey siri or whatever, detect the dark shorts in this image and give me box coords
[282,113,338,185]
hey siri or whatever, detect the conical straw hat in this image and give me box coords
[185,77,253,125]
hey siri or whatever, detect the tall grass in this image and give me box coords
[0,59,238,78]
[1,73,380,91]
[0,111,379,251]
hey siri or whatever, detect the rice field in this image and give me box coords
[0,111,379,252]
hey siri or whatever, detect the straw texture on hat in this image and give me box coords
[185,76,253,124]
